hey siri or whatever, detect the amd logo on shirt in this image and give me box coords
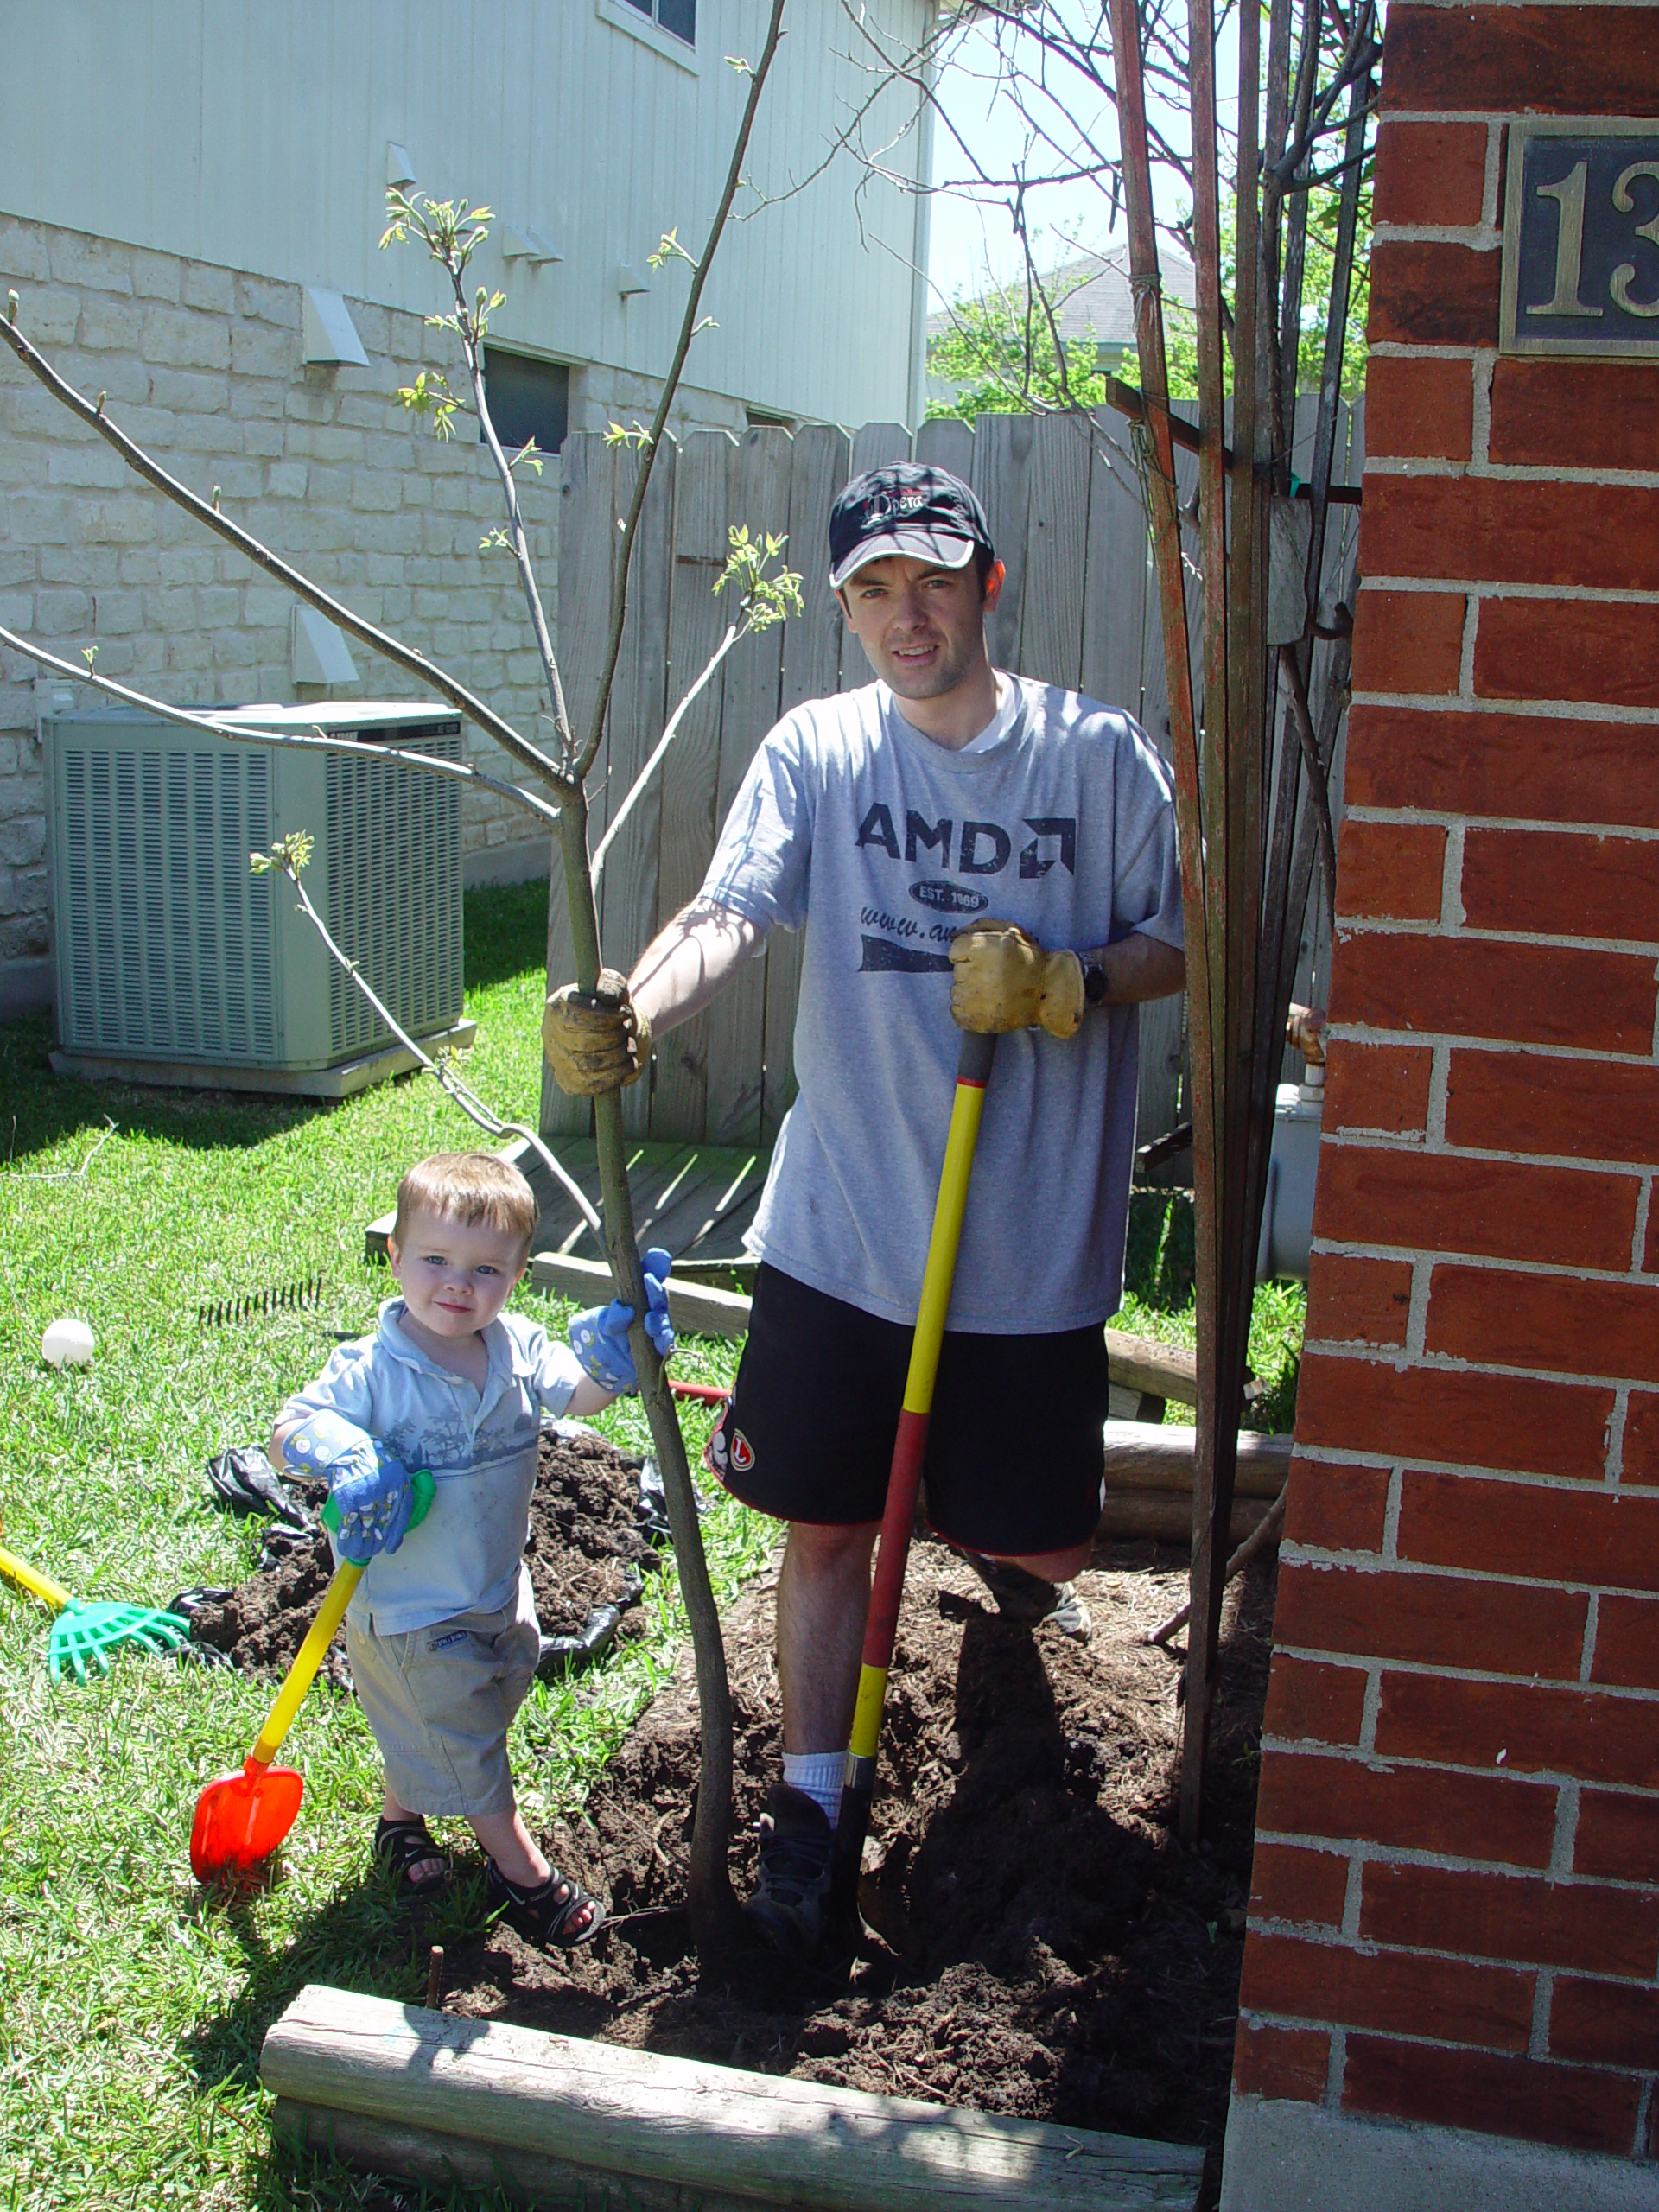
[855,804,1077,879]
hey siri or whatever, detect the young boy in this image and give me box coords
[271,1150,671,1948]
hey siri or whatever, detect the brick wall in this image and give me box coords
[0,213,752,1014]
[1228,7,1659,2202]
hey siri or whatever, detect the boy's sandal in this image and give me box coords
[373,1815,448,1896]
[485,1856,607,1948]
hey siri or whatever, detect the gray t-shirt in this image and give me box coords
[699,676,1182,1334]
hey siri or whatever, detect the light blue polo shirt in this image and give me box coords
[279,1299,582,1636]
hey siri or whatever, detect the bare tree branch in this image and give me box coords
[0,625,566,833]
[0,294,571,794]
[254,840,602,1238]
[582,0,791,782]
[590,621,740,895]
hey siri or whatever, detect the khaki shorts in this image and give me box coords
[346,1567,541,1818]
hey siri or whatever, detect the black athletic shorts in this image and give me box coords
[704,1263,1109,1556]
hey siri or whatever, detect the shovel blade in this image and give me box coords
[190,1756,304,1882]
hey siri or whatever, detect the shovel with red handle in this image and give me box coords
[189,1470,435,1883]
[831,1030,997,1910]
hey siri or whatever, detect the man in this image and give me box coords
[544,463,1185,1957]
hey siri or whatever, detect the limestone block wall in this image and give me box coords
[0,211,750,1015]
[1225,9,1659,2209]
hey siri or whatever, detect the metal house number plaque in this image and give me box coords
[1503,118,1659,355]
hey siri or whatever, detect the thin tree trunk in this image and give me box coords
[555,799,741,1947]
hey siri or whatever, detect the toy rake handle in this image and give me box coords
[846,1029,997,1796]
[0,1542,73,1615]
[248,1468,435,1771]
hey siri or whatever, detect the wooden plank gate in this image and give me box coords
[541,404,1361,1164]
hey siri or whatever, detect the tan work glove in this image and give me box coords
[948,918,1086,1039]
[1287,1001,1326,1067]
[542,969,652,1095]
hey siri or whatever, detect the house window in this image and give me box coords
[598,0,697,68]
[620,0,696,45]
[482,348,569,459]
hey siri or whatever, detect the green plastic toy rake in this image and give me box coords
[0,1537,190,1681]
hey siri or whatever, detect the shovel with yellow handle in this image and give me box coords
[188,1469,435,1883]
[831,1029,997,1911]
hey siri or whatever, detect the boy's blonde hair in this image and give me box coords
[392,1152,539,1250]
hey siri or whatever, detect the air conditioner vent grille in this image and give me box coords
[323,733,462,1058]
[49,709,462,1073]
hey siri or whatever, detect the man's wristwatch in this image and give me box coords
[1082,958,1109,1007]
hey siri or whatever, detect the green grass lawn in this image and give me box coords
[0,880,763,2212]
[0,883,1302,2209]
[1119,1190,1306,1433]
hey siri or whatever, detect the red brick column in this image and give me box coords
[1225,9,1659,2207]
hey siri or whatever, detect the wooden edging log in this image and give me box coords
[263,1986,1205,2212]
[1102,1421,1290,1499]
[530,1249,752,1337]
[519,1268,1233,1406]
[1095,1424,1289,1547]
[1103,1328,1199,1405]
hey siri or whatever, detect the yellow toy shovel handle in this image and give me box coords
[0,1541,73,1615]
[247,1467,435,1771]
[248,1558,364,1767]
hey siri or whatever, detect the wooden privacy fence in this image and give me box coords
[540,404,1361,1154]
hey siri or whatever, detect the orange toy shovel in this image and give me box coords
[189,1471,434,1882]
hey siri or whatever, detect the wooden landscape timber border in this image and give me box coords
[1097,1421,1289,1547]
[530,1249,752,1337]
[1102,1422,1289,1500]
[263,1985,1206,2212]
[514,1259,1258,1448]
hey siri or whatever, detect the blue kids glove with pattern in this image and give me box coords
[284,1408,413,1562]
[328,1444,416,1564]
[569,1247,674,1394]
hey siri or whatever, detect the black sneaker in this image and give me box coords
[744,1783,835,1961]
[963,1554,1093,1641]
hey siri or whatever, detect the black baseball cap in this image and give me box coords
[828,463,995,591]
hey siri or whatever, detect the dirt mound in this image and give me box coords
[520,1426,659,1638]
[438,1538,1273,2163]
[185,1427,657,1684]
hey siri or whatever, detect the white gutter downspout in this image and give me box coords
[906,1,939,432]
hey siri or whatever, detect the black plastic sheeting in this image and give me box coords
[175,1431,679,1688]
[204,1444,317,1531]
[162,1595,238,1667]
[536,1586,637,1681]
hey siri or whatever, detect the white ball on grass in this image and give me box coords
[41,1317,96,1369]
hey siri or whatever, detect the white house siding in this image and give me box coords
[0,0,930,432]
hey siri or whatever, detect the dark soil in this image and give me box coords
[188,1421,1273,2171]
[187,1427,658,1685]
[435,1536,1274,2171]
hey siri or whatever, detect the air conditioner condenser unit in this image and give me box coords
[46,702,476,1097]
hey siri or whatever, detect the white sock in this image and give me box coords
[782,1750,844,1829]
